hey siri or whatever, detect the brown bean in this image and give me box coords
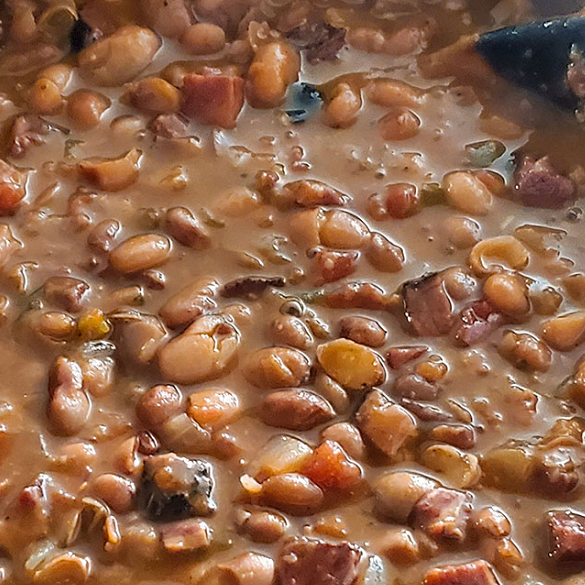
[110,234,171,274]
[165,207,211,250]
[181,23,226,55]
[499,331,552,372]
[384,183,421,219]
[67,90,111,129]
[158,315,241,384]
[137,384,183,427]
[444,171,493,216]
[78,26,162,86]
[243,347,310,389]
[323,82,362,129]
[484,273,529,316]
[322,423,366,460]
[320,210,369,249]
[90,473,136,513]
[246,41,300,108]
[379,528,421,566]
[314,372,350,414]
[379,107,421,140]
[44,276,89,313]
[126,77,181,114]
[366,232,405,273]
[79,149,142,192]
[28,78,63,115]
[542,311,585,351]
[88,219,121,253]
[37,311,77,341]
[339,316,387,348]
[238,509,287,543]
[269,315,314,350]
[159,277,219,328]
[261,389,334,430]
[115,311,169,364]
[444,216,481,249]
[261,473,324,515]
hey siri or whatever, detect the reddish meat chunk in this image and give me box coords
[402,272,454,336]
[181,73,245,129]
[386,345,428,369]
[150,113,190,138]
[514,156,576,209]
[547,510,585,563]
[412,487,472,542]
[453,299,505,346]
[8,114,50,159]
[0,159,26,216]
[423,560,499,585]
[278,538,362,585]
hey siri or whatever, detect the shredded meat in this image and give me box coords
[412,487,472,542]
[514,155,576,209]
[278,538,362,585]
[453,299,504,346]
[287,23,347,64]
[402,272,454,336]
[8,114,50,159]
[150,113,190,139]
[221,276,286,300]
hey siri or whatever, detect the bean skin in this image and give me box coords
[110,234,171,274]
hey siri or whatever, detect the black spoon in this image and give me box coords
[477,15,585,114]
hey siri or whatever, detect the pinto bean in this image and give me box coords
[79,149,142,192]
[260,473,324,515]
[373,471,437,523]
[181,23,226,55]
[88,219,120,253]
[165,207,211,250]
[90,473,136,513]
[269,315,313,349]
[261,389,334,430]
[238,509,287,543]
[28,78,63,115]
[339,316,386,348]
[323,82,362,128]
[110,234,171,274]
[67,90,111,129]
[542,311,585,351]
[159,277,219,328]
[379,108,421,141]
[158,315,241,384]
[444,171,493,216]
[80,356,114,397]
[47,356,91,436]
[366,232,405,272]
[187,388,241,432]
[114,311,169,364]
[322,423,366,460]
[499,331,552,372]
[78,26,162,86]
[137,384,183,427]
[484,273,529,316]
[247,41,300,108]
[444,216,481,249]
[141,0,192,38]
[126,77,181,114]
[320,210,369,249]
[243,347,310,389]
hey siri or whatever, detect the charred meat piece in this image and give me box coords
[453,299,504,346]
[140,453,216,519]
[547,510,585,563]
[221,276,285,300]
[402,272,454,337]
[514,156,576,209]
[286,23,346,64]
[278,538,362,585]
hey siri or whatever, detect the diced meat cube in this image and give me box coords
[0,159,26,216]
[150,113,190,138]
[181,73,245,129]
[423,560,499,585]
[261,389,334,431]
[7,114,50,159]
[453,299,505,346]
[301,440,362,490]
[514,156,576,209]
[402,272,454,336]
[278,538,362,585]
[161,518,211,552]
[356,389,417,458]
[412,487,472,542]
[547,510,585,563]
[43,276,90,313]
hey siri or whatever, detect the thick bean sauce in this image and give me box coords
[0,1,585,584]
